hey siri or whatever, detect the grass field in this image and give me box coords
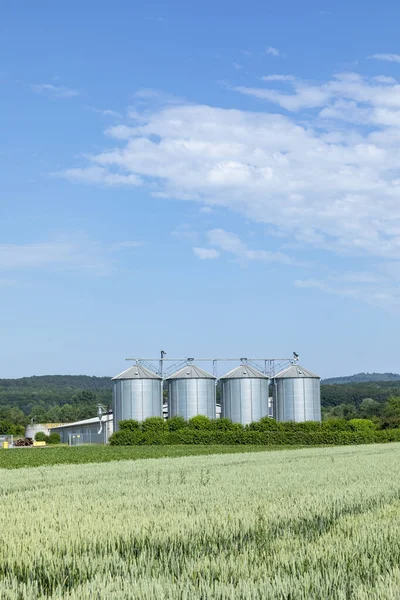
[0,444,301,469]
[1,443,400,599]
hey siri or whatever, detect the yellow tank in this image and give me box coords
[2,441,9,449]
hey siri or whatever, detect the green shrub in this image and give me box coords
[248,416,281,431]
[111,415,400,447]
[119,420,141,432]
[47,432,61,445]
[141,432,169,445]
[211,418,243,432]
[109,430,142,446]
[321,419,351,431]
[289,421,322,432]
[188,415,212,430]
[142,417,168,434]
[378,417,400,430]
[348,419,376,432]
[34,431,47,442]
[167,416,187,431]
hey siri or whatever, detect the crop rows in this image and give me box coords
[1,443,400,598]
[0,444,294,470]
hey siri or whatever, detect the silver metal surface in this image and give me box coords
[113,365,163,429]
[167,366,216,419]
[272,365,321,422]
[112,365,162,380]
[166,365,215,379]
[272,364,319,379]
[113,379,163,428]
[221,366,269,425]
[220,365,268,379]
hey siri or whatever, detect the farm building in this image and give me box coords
[51,414,114,445]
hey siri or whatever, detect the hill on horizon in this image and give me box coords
[322,372,400,385]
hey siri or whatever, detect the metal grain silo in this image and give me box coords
[220,365,269,425]
[167,365,216,420]
[112,365,163,430]
[272,364,321,422]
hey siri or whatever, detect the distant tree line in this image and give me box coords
[0,376,112,436]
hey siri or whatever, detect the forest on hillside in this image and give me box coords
[1,374,400,435]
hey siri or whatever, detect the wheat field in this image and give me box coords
[1,443,400,599]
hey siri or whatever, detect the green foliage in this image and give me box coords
[108,416,397,447]
[0,421,24,436]
[109,430,143,446]
[34,431,47,442]
[348,419,377,432]
[248,416,281,431]
[47,432,60,445]
[211,418,243,431]
[119,419,140,431]
[383,396,400,418]
[321,418,351,430]
[359,398,381,419]
[188,415,212,429]
[142,417,168,433]
[167,416,187,431]
[321,381,400,409]
[0,375,112,426]
[0,445,283,469]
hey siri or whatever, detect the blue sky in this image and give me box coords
[2,0,400,378]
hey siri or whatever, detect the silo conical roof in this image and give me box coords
[220,365,268,379]
[167,365,216,380]
[273,364,319,379]
[112,365,162,380]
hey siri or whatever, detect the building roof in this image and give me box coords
[167,365,216,380]
[51,414,113,430]
[273,364,320,379]
[220,365,268,379]
[112,364,162,380]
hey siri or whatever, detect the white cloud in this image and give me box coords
[87,107,121,118]
[262,74,295,82]
[105,125,137,139]
[372,75,397,84]
[30,83,80,98]
[234,82,330,110]
[233,63,242,70]
[266,47,281,57]
[207,229,292,264]
[192,247,220,260]
[0,234,141,276]
[368,53,400,63]
[61,166,141,186]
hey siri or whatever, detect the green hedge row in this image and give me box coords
[110,416,400,446]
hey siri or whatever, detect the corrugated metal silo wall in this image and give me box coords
[273,378,321,422]
[113,379,163,430]
[221,378,269,425]
[168,378,216,419]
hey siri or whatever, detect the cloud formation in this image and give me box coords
[207,229,292,264]
[266,47,281,57]
[30,83,80,98]
[192,247,220,260]
[368,53,400,63]
[60,67,400,307]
